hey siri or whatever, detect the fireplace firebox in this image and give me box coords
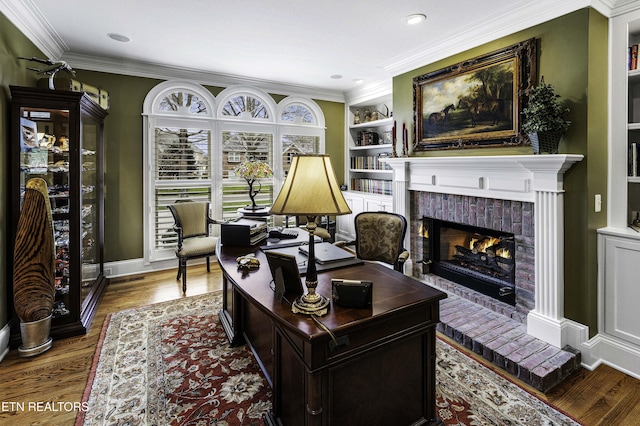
[423,218,516,306]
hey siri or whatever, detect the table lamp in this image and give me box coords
[269,154,351,315]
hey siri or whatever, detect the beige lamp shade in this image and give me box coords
[269,154,351,216]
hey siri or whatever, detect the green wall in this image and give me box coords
[392,8,608,335]
[0,13,43,329]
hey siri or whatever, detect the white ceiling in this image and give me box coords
[0,0,617,101]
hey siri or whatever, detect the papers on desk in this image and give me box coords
[298,242,356,264]
[263,242,361,275]
[263,233,321,250]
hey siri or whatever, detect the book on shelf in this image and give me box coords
[350,154,392,170]
[356,131,380,146]
[629,142,639,177]
[631,44,639,71]
[350,178,392,195]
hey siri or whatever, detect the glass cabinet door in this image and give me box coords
[80,113,101,307]
[18,106,72,320]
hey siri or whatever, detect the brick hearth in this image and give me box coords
[412,191,582,391]
[428,275,581,392]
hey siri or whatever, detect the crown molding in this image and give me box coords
[0,0,66,59]
[608,0,640,16]
[381,0,606,78]
[344,78,392,105]
[59,52,346,103]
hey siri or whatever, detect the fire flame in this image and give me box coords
[469,237,511,259]
[497,248,511,259]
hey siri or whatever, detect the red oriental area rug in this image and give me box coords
[77,292,581,425]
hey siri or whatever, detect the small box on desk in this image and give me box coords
[221,218,267,246]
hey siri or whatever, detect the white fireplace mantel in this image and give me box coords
[381,154,584,349]
[382,154,584,202]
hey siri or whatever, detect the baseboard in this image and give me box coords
[0,323,10,363]
[104,257,206,279]
[544,322,640,380]
[580,333,640,380]
[527,311,590,349]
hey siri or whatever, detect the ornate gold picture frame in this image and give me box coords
[413,38,537,151]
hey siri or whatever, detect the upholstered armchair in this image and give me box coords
[168,202,220,294]
[340,211,409,272]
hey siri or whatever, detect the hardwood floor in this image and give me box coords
[1,263,639,425]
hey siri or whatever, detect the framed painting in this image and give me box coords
[413,38,537,151]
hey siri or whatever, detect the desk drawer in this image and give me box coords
[322,302,439,365]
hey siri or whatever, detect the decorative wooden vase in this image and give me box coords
[13,178,56,357]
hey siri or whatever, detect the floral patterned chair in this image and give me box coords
[351,211,409,272]
[168,202,220,294]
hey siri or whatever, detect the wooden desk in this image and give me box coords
[217,240,446,426]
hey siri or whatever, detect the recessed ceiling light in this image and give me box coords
[353,79,364,84]
[107,33,131,42]
[402,14,426,25]
[330,74,343,79]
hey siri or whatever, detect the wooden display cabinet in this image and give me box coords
[8,86,108,341]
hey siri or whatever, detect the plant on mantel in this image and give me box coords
[521,77,571,154]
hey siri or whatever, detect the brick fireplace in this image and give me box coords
[381,155,583,349]
[416,193,533,315]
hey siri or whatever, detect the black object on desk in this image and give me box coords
[268,228,298,239]
[264,251,304,302]
[220,218,267,246]
[331,279,373,308]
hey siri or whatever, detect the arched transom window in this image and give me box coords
[157,91,209,115]
[221,94,269,119]
[143,82,325,263]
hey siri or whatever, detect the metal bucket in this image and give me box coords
[18,315,53,357]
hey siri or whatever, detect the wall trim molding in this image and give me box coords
[104,257,210,279]
[580,333,640,380]
[60,53,346,103]
[380,1,610,78]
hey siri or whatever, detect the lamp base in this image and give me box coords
[292,293,330,316]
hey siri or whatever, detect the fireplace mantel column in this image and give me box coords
[520,158,581,348]
[390,160,411,274]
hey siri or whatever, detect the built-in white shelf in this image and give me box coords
[350,143,393,151]
[349,117,393,129]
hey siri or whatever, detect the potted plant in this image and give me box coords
[521,77,571,154]
[234,158,273,210]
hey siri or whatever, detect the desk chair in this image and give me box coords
[168,202,220,294]
[347,211,409,272]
